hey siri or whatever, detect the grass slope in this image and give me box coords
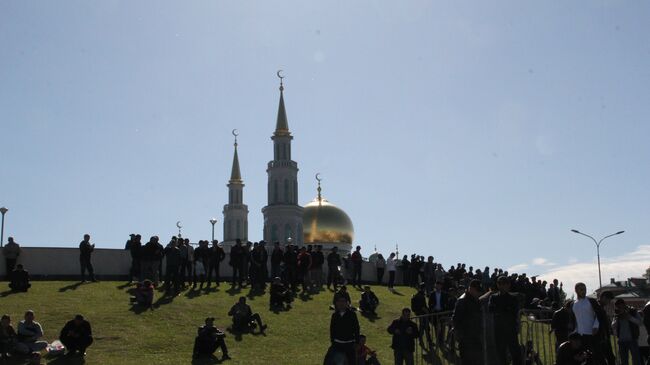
[1,282,416,365]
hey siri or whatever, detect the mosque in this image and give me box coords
[221,73,355,253]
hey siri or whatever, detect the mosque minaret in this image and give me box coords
[261,73,304,245]
[222,131,249,246]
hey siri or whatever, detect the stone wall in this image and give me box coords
[1,247,403,284]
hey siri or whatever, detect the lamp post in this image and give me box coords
[571,229,625,289]
[286,237,292,247]
[209,218,218,242]
[0,207,7,248]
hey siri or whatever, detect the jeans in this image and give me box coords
[80,257,95,281]
[376,268,385,284]
[619,340,642,365]
[394,349,414,365]
[388,270,396,288]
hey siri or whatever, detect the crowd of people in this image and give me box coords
[5,234,650,365]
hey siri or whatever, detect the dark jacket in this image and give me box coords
[312,251,324,268]
[411,291,428,315]
[79,241,94,259]
[164,246,181,267]
[555,341,583,365]
[387,318,419,352]
[452,292,482,342]
[428,290,450,312]
[551,307,573,335]
[60,319,92,340]
[329,309,360,343]
[271,247,283,266]
[568,298,609,337]
[209,246,226,264]
[327,252,341,268]
[488,291,519,331]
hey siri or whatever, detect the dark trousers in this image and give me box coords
[459,338,484,365]
[129,258,140,280]
[327,266,339,288]
[193,336,228,357]
[394,349,414,365]
[331,342,357,365]
[581,335,605,365]
[164,264,180,292]
[554,331,568,352]
[494,329,521,365]
[376,268,385,284]
[80,257,95,281]
[603,337,616,365]
[61,335,93,353]
[5,258,16,280]
[388,270,396,288]
[352,264,362,286]
[618,340,642,365]
[231,264,242,286]
[233,313,264,332]
[207,262,221,285]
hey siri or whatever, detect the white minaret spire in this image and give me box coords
[262,71,304,245]
[223,129,249,245]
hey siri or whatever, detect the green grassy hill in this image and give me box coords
[1,282,417,364]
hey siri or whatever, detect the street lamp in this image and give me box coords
[286,237,292,246]
[571,229,625,288]
[209,218,218,242]
[0,207,7,248]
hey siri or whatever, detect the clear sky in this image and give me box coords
[1,1,649,291]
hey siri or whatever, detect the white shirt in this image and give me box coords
[573,298,599,335]
[386,258,397,271]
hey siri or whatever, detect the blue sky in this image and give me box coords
[1,1,649,291]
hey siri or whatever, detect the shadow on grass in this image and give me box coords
[298,291,313,302]
[389,289,405,296]
[186,288,203,299]
[59,282,85,292]
[245,287,266,300]
[360,311,381,323]
[152,293,177,308]
[46,355,86,364]
[0,289,22,297]
[191,354,224,364]
[116,282,132,289]
[225,286,242,296]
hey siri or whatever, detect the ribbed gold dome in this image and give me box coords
[302,197,354,244]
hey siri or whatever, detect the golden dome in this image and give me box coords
[303,197,354,244]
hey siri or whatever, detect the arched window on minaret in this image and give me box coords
[236,220,241,240]
[284,179,289,204]
[273,180,279,203]
[271,224,279,243]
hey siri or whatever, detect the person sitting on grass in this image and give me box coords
[556,332,588,365]
[359,286,379,315]
[270,277,293,310]
[192,317,230,360]
[330,285,352,310]
[15,310,47,355]
[131,280,154,309]
[9,264,31,292]
[0,314,17,359]
[59,314,93,357]
[228,297,267,334]
[356,334,381,365]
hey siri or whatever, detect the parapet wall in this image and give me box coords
[1,247,400,283]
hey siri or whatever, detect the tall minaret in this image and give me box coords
[222,130,249,246]
[262,71,304,245]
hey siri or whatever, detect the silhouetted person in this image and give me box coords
[125,234,142,283]
[79,234,96,282]
[556,332,588,365]
[59,314,93,357]
[163,240,181,294]
[140,236,163,284]
[552,301,573,351]
[411,283,432,349]
[488,276,522,365]
[329,295,360,365]
[452,280,483,365]
[193,240,210,289]
[192,317,229,360]
[270,242,283,279]
[131,279,154,309]
[612,298,642,365]
[311,245,325,289]
[270,277,293,309]
[359,286,379,315]
[569,282,606,364]
[9,264,30,292]
[228,297,267,333]
[2,237,20,280]
[388,308,419,365]
[229,239,244,287]
[351,246,363,288]
[0,314,17,359]
[15,311,47,354]
[207,240,226,287]
[297,246,312,292]
[327,246,342,290]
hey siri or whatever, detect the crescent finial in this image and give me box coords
[176,221,182,228]
[315,173,322,182]
[277,70,284,91]
[232,129,239,146]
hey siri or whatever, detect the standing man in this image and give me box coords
[327,246,342,290]
[163,240,181,294]
[411,283,432,350]
[452,280,483,365]
[612,298,642,365]
[207,240,226,288]
[428,281,450,346]
[329,295,360,365]
[488,276,522,365]
[387,307,419,365]
[351,246,363,288]
[229,239,243,288]
[570,282,606,364]
[2,237,20,281]
[270,242,283,280]
[79,234,96,283]
[311,245,325,290]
